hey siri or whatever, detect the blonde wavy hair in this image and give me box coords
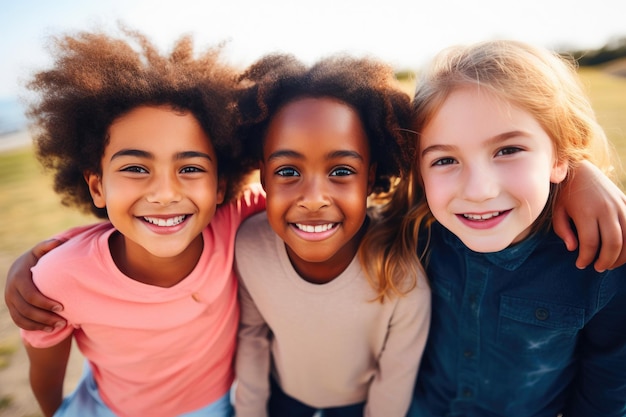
[360,40,615,301]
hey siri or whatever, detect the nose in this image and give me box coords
[297,176,331,211]
[146,171,182,205]
[460,163,499,202]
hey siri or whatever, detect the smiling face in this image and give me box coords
[86,105,224,282]
[260,97,375,283]
[418,86,567,253]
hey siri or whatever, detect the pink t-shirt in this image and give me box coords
[21,186,265,417]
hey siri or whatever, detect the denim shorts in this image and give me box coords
[54,362,233,417]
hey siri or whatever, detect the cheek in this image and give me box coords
[346,194,369,223]
[517,175,552,212]
[263,187,290,218]
[421,172,449,210]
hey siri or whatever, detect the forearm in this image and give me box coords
[234,339,271,417]
[234,281,271,417]
[553,159,626,271]
[366,287,431,416]
[30,369,64,417]
[25,337,72,417]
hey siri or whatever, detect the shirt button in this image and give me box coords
[192,293,201,302]
[464,350,473,358]
[463,388,473,398]
[535,308,549,321]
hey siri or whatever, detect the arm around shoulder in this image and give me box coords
[5,239,67,331]
[553,160,626,272]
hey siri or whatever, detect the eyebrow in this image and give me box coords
[266,149,365,162]
[421,130,526,158]
[110,149,213,162]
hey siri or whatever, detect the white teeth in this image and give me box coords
[144,215,186,226]
[463,212,500,221]
[295,223,335,233]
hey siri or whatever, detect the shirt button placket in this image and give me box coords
[456,256,488,410]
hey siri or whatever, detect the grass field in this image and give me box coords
[0,67,625,416]
[580,66,626,171]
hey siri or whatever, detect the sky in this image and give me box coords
[0,0,625,100]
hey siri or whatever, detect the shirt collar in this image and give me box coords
[437,222,544,271]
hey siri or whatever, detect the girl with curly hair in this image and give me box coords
[6,36,626,417]
[232,53,431,417]
[15,28,264,417]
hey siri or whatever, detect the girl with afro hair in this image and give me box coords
[7,32,626,417]
[232,53,431,417]
[16,28,265,417]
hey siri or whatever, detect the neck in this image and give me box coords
[108,231,204,287]
[287,217,369,285]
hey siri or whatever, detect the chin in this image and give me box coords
[460,237,512,254]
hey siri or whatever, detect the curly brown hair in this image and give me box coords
[235,53,415,193]
[26,27,249,218]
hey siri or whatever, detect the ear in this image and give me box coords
[85,172,106,208]
[550,158,568,184]
[216,177,227,205]
[367,163,377,195]
[258,161,267,191]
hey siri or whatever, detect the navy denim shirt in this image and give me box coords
[411,222,626,417]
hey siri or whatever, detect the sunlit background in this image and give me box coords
[1,0,625,133]
[1,1,625,416]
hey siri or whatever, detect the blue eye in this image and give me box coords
[275,167,300,177]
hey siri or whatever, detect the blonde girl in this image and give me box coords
[363,40,626,416]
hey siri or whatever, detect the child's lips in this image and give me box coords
[461,211,503,221]
[289,221,340,241]
[456,209,511,229]
[141,215,188,227]
[293,222,338,233]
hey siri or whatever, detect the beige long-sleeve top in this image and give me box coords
[234,212,431,417]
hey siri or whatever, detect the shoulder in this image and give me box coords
[211,183,266,229]
[235,213,279,280]
[393,268,432,308]
[536,228,595,269]
[32,223,115,294]
[235,212,274,256]
[38,222,113,266]
[237,211,271,237]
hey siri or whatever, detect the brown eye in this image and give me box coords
[180,166,205,174]
[433,157,456,166]
[276,167,299,177]
[496,147,523,156]
[330,167,354,177]
[121,165,148,173]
